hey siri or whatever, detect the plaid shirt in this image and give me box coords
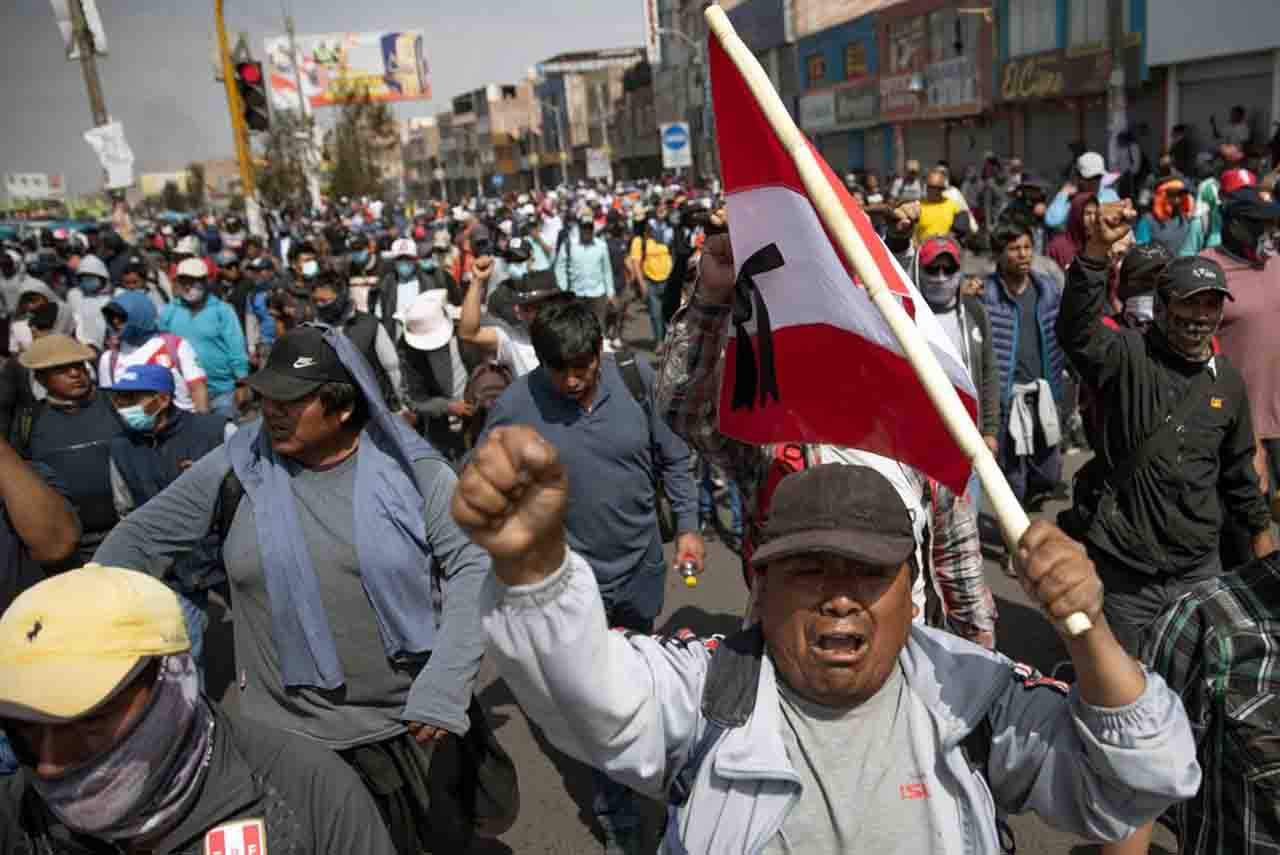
[1142,554,1280,855]
[655,294,996,648]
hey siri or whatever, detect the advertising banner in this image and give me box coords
[998,49,1110,103]
[4,173,66,201]
[642,0,662,66]
[263,30,431,110]
[926,56,978,111]
[587,148,612,179]
[799,90,837,133]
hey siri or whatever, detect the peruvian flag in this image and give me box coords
[709,33,978,495]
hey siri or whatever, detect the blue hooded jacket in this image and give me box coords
[106,290,159,346]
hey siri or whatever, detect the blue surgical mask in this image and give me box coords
[351,250,369,266]
[396,260,417,280]
[78,275,105,295]
[506,262,528,280]
[419,258,438,272]
[117,403,157,432]
[301,259,320,279]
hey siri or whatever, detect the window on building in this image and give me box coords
[844,42,868,79]
[1008,0,1057,57]
[887,19,923,73]
[1070,0,1109,47]
[929,8,981,61]
[806,53,827,86]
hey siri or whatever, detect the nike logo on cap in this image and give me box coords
[293,357,316,369]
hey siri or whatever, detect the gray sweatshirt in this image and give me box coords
[93,442,490,746]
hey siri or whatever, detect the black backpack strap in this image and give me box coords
[214,468,245,543]
[1104,367,1217,492]
[666,627,765,807]
[614,349,651,416]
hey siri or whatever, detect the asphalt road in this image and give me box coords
[205,304,1179,854]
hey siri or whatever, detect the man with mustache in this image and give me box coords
[1057,205,1276,657]
[458,425,1199,855]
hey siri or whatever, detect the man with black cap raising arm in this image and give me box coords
[93,326,501,854]
[458,425,1199,855]
[1057,205,1276,656]
[0,564,398,853]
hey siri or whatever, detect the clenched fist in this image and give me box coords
[695,233,736,306]
[1014,521,1104,630]
[452,426,569,586]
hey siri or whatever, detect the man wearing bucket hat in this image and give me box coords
[399,291,472,462]
[0,564,398,853]
[13,334,123,567]
[460,425,1199,855]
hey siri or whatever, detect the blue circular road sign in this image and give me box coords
[663,124,689,149]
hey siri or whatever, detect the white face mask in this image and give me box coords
[300,259,320,279]
[1122,294,1155,329]
[919,270,962,308]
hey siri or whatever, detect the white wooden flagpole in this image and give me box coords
[704,5,1091,637]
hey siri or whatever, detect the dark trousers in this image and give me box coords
[998,417,1063,505]
[1265,438,1280,494]
[1093,551,1222,657]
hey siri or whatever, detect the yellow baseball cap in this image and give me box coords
[0,565,189,723]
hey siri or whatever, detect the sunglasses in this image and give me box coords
[923,262,958,276]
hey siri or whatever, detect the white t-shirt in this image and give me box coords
[98,334,207,412]
[492,325,539,377]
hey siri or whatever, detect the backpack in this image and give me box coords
[615,350,676,543]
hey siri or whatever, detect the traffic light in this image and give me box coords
[235,61,270,133]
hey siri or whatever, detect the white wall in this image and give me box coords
[1147,0,1280,66]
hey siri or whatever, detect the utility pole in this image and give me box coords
[285,15,324,211]
[214,0,263,234]
[552,101,569,187]
[68,0,108,126]
[595,80,614,185]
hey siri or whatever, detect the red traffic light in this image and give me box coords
[236,62,262,85]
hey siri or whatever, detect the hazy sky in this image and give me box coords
[0,0,644,196]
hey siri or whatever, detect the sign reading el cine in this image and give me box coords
[660,122,693,169]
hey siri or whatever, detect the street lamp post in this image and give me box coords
[535,96,570,187]
[656,25,715,179]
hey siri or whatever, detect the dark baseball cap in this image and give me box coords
[246,327,354,401]
[1158,256,1234,302]
[1118,243,1172,300]
[510,269,567,306]
[751,464,916,570]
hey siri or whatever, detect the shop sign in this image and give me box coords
[799,89,837,132]
[926,56,977,110]
[879,73,919,119]
[834,83,877,126]
[1000,50,1110,102]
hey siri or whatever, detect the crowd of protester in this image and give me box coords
[0,130,1276,855]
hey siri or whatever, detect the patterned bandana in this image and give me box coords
[31,654,214,842]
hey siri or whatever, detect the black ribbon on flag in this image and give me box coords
[731,242,785,411]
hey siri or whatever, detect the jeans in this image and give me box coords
[175,587,210,691]
[210,390,238,421]
[698,461,743,549]
[965,469,984,520]
[997,413,1063,504]
[643,278,667,346]
[0,731,16,775]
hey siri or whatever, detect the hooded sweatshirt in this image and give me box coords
[8,281,77,358]
[1046,192,1094,272]
[0,251,43,320]
[99,291,207,412]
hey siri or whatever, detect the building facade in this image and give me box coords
[536,48,643,185]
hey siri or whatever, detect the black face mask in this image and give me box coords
[0,256,16,279]
[314,293,349,324]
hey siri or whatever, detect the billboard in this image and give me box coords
[5,173,66,202]
[793,0,896,40]
[642,0,661,66]
[263,30,430,110]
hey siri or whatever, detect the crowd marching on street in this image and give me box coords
[1,82,1280,855]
